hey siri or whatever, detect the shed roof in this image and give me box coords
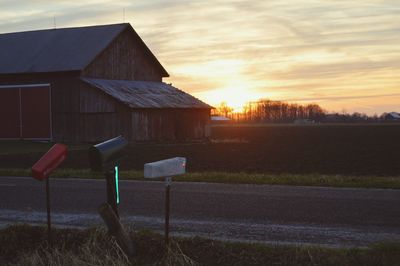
[388,112,400,119]
[82,78,211,109]
[211,116,231,121]
[0,23,168,76]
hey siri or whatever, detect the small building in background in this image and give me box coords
[383,112,400,121]
[211,115,231,124]
[0,23,211,142]
[294,119,315,125]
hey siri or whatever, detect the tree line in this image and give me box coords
[212,99,387,123]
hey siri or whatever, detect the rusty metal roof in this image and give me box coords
[82,78,211,109]
[0,23,168,76]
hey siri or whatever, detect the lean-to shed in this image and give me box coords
[0,23,211,142]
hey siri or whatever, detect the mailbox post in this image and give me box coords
[144,157,186,247]
[89,136,128,217]
[164,176,172,245]
[31,143,68,245]
[105,167,119,217]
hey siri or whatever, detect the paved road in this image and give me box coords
[0,176,399,247]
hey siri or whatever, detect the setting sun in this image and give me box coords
[195,85,264,112]
[172,59,265,111]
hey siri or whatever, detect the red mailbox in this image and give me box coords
[32,143,68,181]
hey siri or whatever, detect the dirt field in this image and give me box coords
[0,124,399,176]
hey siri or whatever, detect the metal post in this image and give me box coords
[106,169,119,218]
[165,177,171,247]
[45,177,52,246]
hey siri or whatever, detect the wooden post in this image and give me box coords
[105,170,119,218]
[98,203,134,260]
[165,177,172,247]
[45,177,52,246]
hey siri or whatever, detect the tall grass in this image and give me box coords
[1,225,399,266]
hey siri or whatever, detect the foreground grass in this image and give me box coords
[1,224,399,266]
[0,168,399,189]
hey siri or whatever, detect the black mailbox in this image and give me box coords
[89,135,128,171]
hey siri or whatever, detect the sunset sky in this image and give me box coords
[1,0,399,114]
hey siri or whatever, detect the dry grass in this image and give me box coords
[154,243,199,266]
[10,245,129,266]
[3,226,129,266]
[1,225,399,266]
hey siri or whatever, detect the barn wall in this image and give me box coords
[82,28,164,82]
[51,78,80,141]
[80,85,115,113]
[75,82,132,142]
[131,109,210,142]
[52,80,133,142]
[0,75,210,143]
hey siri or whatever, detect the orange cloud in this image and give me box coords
[1,0,399,114]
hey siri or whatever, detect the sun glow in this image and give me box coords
[180,59,272,112]
[194,84,268,113]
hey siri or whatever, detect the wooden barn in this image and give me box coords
[0,23,211,142]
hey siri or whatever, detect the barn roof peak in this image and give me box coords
[0,23,168,76]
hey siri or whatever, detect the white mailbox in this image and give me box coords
[144,157,186,179]
[143,157,187,247]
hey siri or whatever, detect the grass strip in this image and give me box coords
[1,224,399,266]
[0,168,399,189]
[0,141,89,155]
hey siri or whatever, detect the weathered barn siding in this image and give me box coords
[131,109,210,142]
[80,84,115,113]
[0,76,209,143]
[83,28,164,81]
[51,78,80,141]
[31,77,132,142]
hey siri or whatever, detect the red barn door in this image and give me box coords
[0,88,20,138]
[0,84,51,140]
